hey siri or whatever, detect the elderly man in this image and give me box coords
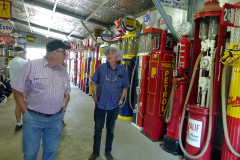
[9,47,28,131]
[12,40,71,160]
[88,44,130,160]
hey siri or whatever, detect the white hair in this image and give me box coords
[14,51,24,57]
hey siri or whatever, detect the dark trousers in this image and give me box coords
[93,105,119,154]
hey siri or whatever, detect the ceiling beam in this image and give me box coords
[11,18,84,40]
[21,0,112,28]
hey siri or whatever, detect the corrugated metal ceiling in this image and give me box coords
[9,0,155,43]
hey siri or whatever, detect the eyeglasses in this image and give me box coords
[106,66,118,82]
[56,50,66,55]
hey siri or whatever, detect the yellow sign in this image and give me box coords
[151,67,156,78]
[94,29,103,37]
[27,36,35,42]
[0,1,11,19]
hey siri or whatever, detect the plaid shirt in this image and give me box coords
[91,63,129,110]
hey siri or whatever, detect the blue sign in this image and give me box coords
[18,37,26,49]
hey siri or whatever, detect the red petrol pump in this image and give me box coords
[132,27,162,130]
[78,50,83,88]
[162,22,192,155]
[178,1,227,160]
[142,20,175,141]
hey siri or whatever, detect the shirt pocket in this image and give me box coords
[32,75,48,89]
[56,76,68,90]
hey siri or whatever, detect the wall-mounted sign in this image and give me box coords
[160,0,188,10]
[18,37,26,49]
[94,29,103,37]
[144,11,157,27]
[0,20,13,34]
[27,36,35,42]
[0,35,13,45]
[0,1,12,19]
[122,15,136,32]
[101,30,115,42]
[8,38,15,45]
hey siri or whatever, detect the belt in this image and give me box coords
[28,109,56,117]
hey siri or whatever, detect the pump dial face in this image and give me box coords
[201,59,209,68]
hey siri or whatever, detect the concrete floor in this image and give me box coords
[0,85,182,160]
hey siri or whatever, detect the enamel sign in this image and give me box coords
[186,118,202,148]
[0,1,11,19]
[0,20,13,34]
[159,0,188,10]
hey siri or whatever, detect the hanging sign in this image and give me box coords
[94,29,103,37]
[0,1,12,19]
[0,20,13,34]
[159,0,188,10]
[122,15,136,32]
[101,29,115,42]
[221,3,240,28]
[186,118,202,148]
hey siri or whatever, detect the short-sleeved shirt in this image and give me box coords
[91,63,129,110]
[12,57,71,114]
[9,56,28,85]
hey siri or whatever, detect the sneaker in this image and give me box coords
[88,152,99,160]
[15,124,22,131]
[105,152,114,160]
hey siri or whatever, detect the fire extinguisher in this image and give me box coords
[221,43,240,160]
[162,22,192,155]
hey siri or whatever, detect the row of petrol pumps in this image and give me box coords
[67,0,240,159]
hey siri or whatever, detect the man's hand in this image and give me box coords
[94,96,98,103]
[118,99,123,106]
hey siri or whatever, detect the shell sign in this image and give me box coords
[0,1,12,19]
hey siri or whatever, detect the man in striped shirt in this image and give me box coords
[12,40,71,160]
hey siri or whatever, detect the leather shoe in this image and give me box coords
[15,124,22,131]
[105,152,114,160]
[88,152,99,160]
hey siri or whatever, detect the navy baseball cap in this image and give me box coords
[46,40,71,52]
[14,46,26,53]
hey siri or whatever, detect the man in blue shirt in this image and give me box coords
[9,47,28,131]
[89,44,129,160]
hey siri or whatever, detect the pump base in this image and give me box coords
[162,135,183,155]
[141,131,158,142]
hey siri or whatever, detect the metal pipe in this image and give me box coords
[152,0,180,42]
[21,0,32,33]
[46,0,59,37]
[81,21,98,46]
